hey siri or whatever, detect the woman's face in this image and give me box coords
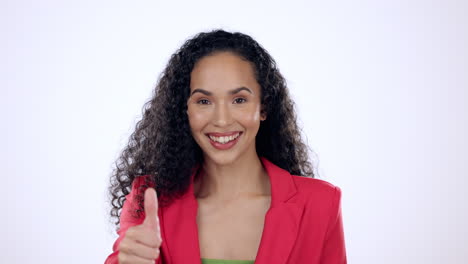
[187,52,266,166]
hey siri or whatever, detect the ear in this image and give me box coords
[260,106,267,121]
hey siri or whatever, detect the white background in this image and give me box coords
[2,0,467,263]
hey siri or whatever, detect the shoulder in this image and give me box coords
[130,175,155,192]
[120,175,156,224]
[289,176,343,233]
[293,176,341,197]
[123,175,154,212]
[261,157,342,203]
[291,175,342,210]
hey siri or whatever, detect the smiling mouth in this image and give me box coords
[206,132,242,144]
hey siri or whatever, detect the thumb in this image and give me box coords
[142,187,159,229]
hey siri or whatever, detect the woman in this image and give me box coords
[106,30,346,264]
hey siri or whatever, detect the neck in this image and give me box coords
[194,153,270,201]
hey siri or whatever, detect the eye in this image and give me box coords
[233,98,247,104]
[197,99,211,105]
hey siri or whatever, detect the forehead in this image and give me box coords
[190,52,259,93]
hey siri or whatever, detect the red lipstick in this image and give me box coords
[206,131,242,150]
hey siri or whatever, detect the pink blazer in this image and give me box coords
[105,157,347,263]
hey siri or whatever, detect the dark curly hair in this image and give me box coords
[108,29,315,228]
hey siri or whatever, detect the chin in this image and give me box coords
[204,151,241,166]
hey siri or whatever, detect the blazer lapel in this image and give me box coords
[255,158,304,264]
[160,158,304,264]
[160,180,202,264]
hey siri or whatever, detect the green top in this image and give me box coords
[201,258,255,264]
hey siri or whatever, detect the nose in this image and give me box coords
[213,102,233,127]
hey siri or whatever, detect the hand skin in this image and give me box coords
[118,188,162,264]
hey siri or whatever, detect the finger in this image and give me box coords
[118,251,158,264]
[143,187,159,229]
[126,225,162,248]
[119,238,160,260]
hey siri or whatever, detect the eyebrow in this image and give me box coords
[191,87,253,96]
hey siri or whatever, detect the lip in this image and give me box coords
[206,131,243,150]
[205,131,242,137]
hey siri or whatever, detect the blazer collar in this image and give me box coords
[160,157,304,264]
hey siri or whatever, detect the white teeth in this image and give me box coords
[209,133,240,144]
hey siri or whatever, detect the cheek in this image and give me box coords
[234,107,261,126]
[187,108,208,132]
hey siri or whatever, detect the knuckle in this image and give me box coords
[124,230,133,240]
[126,227,137,237]
[119,239,135,255]
[119,240,128,252]
[156,239,162,247]
[150,248,160,259]
[117,253,127,263]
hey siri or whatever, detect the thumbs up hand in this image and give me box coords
[118,188,162,264]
